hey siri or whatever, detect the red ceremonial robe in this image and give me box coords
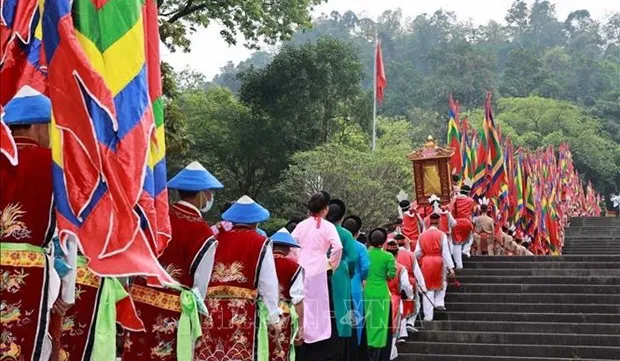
[396,250,416,317]
[418,229,445,291]
[451,196,475,245]
[123,202,215,360]
[402,211,423,248]
[1,137,56,361]
[59,259,143,361]
[387,263,405,334]
[195,226,270,361]
[270,253,302,361]
[424,214,451,236]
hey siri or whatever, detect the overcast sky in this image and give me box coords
[162,0,618,79]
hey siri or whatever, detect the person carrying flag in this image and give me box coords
[268,228,304,361]
[195,195,281,361]
[1,89,75,361]
[123,162,220,360]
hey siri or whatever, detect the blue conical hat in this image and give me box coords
[222,195,270,224]
[4,86,51,125]
[167,161,223,191]
[271,228,300,248]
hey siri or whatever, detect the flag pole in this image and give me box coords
[372,30,377,152]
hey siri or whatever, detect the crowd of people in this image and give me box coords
[2,92,573,361]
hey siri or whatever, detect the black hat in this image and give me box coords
[399,199,411,212]
[430,213,441,220]
[460,185,471,194]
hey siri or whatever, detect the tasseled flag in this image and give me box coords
[483,92,505,197]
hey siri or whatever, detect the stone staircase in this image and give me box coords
[399,217,620,360]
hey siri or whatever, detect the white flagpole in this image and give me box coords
[372,31,377,152]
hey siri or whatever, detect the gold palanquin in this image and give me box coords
[407,136,454,206]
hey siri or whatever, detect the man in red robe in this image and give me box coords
[1,89,74,361]
[450,184,476,267]
[269,228,304,361]
[384,239,413,358]
[423,195,457,252]
[195,195,281,361]
[398,200,424,249]
[415,213,455,321]
[393,234,426,336]
[123,161,220,360]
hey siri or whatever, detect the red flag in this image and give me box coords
[375,40,386,105]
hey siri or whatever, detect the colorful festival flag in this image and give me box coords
[483,92,505,197]
[447,95,462,175]
[43,0,172,283]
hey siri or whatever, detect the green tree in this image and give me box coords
[239,37,367,149]
[274,120,413,228]
[500,48,549,97]
[157,0,325,51]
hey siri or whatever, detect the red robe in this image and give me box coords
[60,260,143,361]
[424,213,451,235]
[418,229,445,291]
[1,137,55,361]
[402,211,423,248]
[396,249,416,317]
[387,263,405,334]
[123,202,215,360]
[451,195,475,245]
[269,253,302,361]
[195,226,269,361]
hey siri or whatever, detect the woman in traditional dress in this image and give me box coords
[364,228,396,361]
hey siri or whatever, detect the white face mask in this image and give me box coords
[200,191,214,213]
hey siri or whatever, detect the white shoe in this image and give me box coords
[463,251,470,258]
[406,324,419,333]
[435,305,447,311]
[397,337,407,344]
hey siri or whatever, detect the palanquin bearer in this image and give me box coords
[396,192,424,250]
[384,240,413,360]
[122,162,220,361]
[0,89,76,361]
[415,213,455,321]
[423,195,457,251]
[450,182,476,267]
[393,233,426,336]
[268,228,305,361]
[195,195,281,361]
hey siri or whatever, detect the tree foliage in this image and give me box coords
[157,0,325,51]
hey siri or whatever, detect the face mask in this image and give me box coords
[200,192,214,213]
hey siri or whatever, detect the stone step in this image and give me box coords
[398,341,620,359]
[456,275,620,285]
[409,330,620,347]
[456,268,620,277]
[432,311,620,324]
[564,238,619,243]
[570,218,620,226]
[448,283,620,294]
[399,353,613,361]
[446,292,620,304]
[421,320,620,334]
[448,302,620,314]
[561,250,620,255]
[465,261,620,269]
[466,255,620,262]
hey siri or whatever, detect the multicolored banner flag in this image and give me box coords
[43,0,172,283]
[483,92,505,197]
[447,95,462,175]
